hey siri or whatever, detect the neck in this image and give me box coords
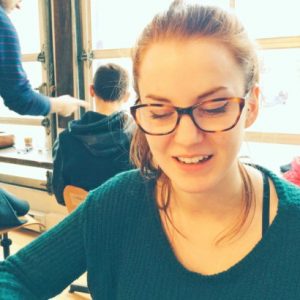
[158,164,261,246]
[94,97,122,116]
[162,164,246,219]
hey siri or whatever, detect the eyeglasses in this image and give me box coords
[130,97,246,135]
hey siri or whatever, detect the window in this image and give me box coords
[236,0,300,39]
[90,0,173,50]
[10,1,41,53]
[252,48,300,134]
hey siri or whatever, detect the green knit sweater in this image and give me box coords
[1,167,300,300]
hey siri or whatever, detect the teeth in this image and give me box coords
[177,155,210,164]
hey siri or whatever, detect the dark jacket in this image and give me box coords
[52,110,134,205]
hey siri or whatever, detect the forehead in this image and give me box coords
[138,39,245,103]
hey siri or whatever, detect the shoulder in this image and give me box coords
[91,169,150,198]
[257,165,300,214]
[52,130,68,152]
[52,127,78,156]
[57,128,69,139]
[263,167,300,199]
[85,169,153,210]
[52,128,72,152]
[0,7,8,23]
[0,9,17,47]
[0,8,14,32]
[80,170,155,231]
[57,126,74,144]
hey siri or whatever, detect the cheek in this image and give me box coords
[220,109,247,143]
[225,131,245,158]
[146,135,171,159]
[213,122,245,152]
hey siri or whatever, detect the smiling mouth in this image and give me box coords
[176,155,212,164]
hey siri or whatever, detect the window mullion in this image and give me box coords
[257,36,300,49]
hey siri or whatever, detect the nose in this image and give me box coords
[173,114,205,145]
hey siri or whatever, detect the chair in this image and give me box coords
[0,215,44,259]
[63,185,88,213]
[63,185,90,294]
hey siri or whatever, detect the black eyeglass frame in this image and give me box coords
[130,97,246,136]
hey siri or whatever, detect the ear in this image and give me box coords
[245,85,260,128]
[90,85,95,97]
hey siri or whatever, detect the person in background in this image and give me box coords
[52,63,133,205]
[0,0,88,117]
[282,156,300,186]
[1,2,300,299]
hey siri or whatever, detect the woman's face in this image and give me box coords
[138,39,258,195]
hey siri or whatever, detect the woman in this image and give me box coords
[1,2,300,299]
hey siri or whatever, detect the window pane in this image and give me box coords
[91,0,174,49]
[240,142,300,174]
[249,48,300,134]
[91,0,230,50]
[23,61,43,92]
[9,0,40,53]
[92,58,135,109]
[236,0,300,38]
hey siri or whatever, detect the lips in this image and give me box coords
[175,155,212,164]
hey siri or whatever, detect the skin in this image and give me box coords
[0,0,22,13]
[89,85,129,116]
[138,38,266,274]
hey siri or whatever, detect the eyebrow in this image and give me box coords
[145,86,229,103]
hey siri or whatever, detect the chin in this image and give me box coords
[170,176,214,195]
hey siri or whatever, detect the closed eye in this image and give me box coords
[146,105,176,119]
[150,110,174,119]
[199,100,229,115]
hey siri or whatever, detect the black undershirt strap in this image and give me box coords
[262,171,270,237]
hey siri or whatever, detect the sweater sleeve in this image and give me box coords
[0,198,90,299]
[0,8,50,116]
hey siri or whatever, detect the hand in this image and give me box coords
[49,95,90,117]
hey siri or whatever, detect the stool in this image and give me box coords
[0,215,43,259]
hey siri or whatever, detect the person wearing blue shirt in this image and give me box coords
[0,0,87,116]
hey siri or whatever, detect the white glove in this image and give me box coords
[49,95,90,117]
